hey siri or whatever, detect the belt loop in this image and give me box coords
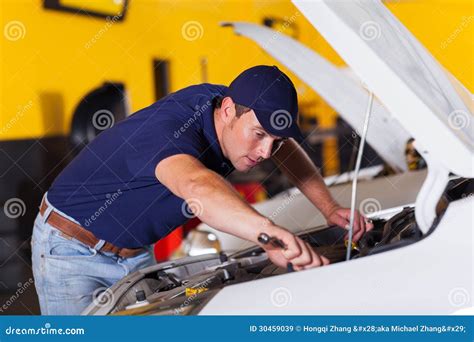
[41,192,54,224]
[93,239,106,251]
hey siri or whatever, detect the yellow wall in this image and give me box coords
[1,0,472,156]
[1,0,304,140]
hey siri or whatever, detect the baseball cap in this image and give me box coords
[225,65,303,142]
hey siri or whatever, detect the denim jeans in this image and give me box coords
[31,194,155,315]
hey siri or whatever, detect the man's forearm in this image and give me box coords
[272,139,339,217]
[156,154,275,244]
[183,169,275,242]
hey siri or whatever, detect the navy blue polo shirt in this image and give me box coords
[47,83,233,248]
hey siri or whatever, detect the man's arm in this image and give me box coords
[272,139,339,217]
[155,154,329,269]
[271,139,373,241]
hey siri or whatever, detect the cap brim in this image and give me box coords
[254,109,304,143]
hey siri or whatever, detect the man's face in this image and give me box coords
[219,98,284,172]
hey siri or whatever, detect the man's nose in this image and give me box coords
[257,140,273,160]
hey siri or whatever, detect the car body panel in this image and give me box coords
[200,197,473,315]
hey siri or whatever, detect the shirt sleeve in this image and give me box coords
[125,118,204,179]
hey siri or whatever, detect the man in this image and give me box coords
[31,65,373,315]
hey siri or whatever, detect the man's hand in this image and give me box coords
[259,225,329,271]
[324,205,374,242]
[271,140,373,242]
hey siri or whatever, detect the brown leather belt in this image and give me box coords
[40,198,146,258]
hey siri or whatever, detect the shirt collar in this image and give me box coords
[202,104,234,174]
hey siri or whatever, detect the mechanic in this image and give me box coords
[31,65,373,315]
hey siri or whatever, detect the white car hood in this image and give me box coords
[292,0,473,178]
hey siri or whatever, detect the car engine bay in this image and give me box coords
[83,177,472,316]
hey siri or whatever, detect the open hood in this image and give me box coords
[292,0,473,233]
[221,21,409,171]
[292,0,473,176]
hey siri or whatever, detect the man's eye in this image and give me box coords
[255,132,265,138]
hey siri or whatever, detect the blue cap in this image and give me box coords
[225,65,303,141]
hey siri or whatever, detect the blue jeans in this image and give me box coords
[31,194,155,315]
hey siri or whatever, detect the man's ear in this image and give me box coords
[220,97,236,124]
